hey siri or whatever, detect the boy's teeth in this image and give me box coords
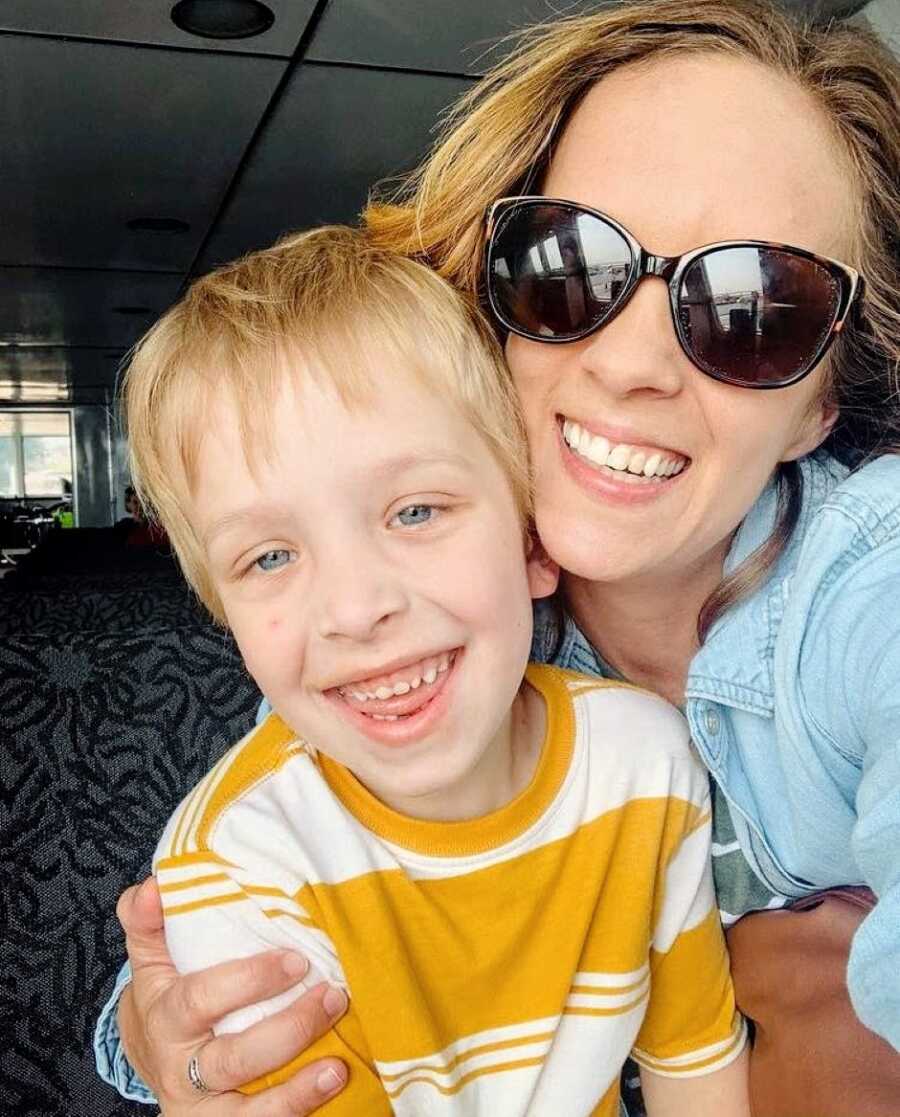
[339,650,455,701]
[562,419,686,478]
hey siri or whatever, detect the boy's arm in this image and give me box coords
[642,1045,750,1117]
[630,763,748,1090]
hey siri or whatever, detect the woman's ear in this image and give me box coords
[781,396,839,462]
[525,530,560,600]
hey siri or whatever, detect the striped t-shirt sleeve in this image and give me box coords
[631,774,747,1077]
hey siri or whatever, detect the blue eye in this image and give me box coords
[394,504,435,527]
[254,548,295,573]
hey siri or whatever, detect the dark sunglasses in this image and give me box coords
[484,196,862,389]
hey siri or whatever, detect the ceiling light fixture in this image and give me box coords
[171,0,275,40]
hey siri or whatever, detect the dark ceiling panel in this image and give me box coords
[307,0,603,74]
[195,63,471,271]
[0,36,287,272]
[0,0,319,57]
[307,0,873,73]
[0,269,183,348]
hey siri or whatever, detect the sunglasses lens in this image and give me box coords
[488,203,633,339]
[678,246,840,386]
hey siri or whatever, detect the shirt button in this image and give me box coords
[705,708,721,735]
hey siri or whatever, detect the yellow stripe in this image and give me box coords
[163,891,247,917]
[379,1030,557,1083]
[193,714,298,851]
[174,749,231,857]
[246,884,291,899]
[563,988,650,1017]
[262,907,317,927]
[299,795,702,1062]
[385,1054,546,1099]
[158,872,229,894]
[570,977,647,996]
[156,850,237,871]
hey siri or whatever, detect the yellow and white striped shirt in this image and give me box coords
[155,665,745,1116]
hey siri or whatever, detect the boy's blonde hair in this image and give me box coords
[122,225,530,622]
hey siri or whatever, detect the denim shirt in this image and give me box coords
[95,451,900,1100]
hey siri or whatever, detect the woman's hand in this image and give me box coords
[116,877,349,1114]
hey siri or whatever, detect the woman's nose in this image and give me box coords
[578,276,687,398]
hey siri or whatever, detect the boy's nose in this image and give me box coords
[315,550,409,643]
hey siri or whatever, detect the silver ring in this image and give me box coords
[187,1050,212,1094]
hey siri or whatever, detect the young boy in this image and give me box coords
[123,226,748,1116]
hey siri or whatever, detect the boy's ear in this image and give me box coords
[525,531,559,600]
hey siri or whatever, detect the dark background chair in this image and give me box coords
[2,532,261,1116]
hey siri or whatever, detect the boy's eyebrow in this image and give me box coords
[368,451,476,479]
[203,507,291,549]
[203,455,474,549]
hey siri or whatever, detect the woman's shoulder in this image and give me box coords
[793,451,900,575]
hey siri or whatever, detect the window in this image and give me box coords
[0,412,74,499]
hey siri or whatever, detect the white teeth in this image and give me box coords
[339,650,457,702]
[372,714,398,721]
[410,676,421,688]
[374,686,393,700]
[643,453,661,477]
[423,667,437,685]
[563,419,686,480]
[587,435,610,467]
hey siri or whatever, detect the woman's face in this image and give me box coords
[506,54,852,586]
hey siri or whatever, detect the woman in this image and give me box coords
[97,1,900,1113]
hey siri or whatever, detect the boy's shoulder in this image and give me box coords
[530,663,703,798]
[152,713,314,870]
[536,663,691,749]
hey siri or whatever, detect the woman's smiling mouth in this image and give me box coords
[561,418,689,481]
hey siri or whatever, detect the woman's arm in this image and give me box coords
[642,1046,750,1117]
[109,876,349,1113]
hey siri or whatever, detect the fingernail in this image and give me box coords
[323,984,347,1017]
[316,1066,343,1094]
[282,952,308,978]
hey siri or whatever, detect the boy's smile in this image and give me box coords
[187,356,556,821]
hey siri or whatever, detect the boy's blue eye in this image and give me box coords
[254,548,294,573]
[395,504,434,527]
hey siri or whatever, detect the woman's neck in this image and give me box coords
[562,544,730,707]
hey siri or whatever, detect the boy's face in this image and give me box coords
[188,358,557,820]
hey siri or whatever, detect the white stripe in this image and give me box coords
[375,1015,561,1079]
[711,839,741,856]
[572,965,648,988]
[381,1034,554,1094]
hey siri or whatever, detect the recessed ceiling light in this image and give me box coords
[113,306,155,316]
[127,217,190,233]
[171,0,275,40]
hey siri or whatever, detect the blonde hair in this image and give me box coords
[121,226,530,622]
[364,0,900,641]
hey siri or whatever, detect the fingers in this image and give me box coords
[195,982,349,1094]
[161,950,313,1045]
[117,877,164,936]
[241,1058,348,1117]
